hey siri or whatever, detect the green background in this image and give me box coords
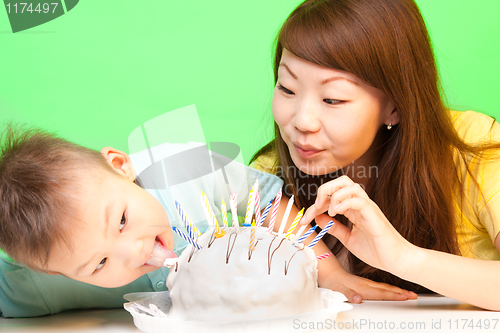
[1,0,499,163]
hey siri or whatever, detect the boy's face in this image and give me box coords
[46,147,175,288]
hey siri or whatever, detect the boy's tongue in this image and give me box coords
[146,241,177,267]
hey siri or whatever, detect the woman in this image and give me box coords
[252,0,500,310]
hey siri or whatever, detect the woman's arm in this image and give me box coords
[302,175,500,311]
[266,195,416,303]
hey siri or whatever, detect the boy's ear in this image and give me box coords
[100,147,136,181]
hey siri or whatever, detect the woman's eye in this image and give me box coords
[119,214,127,231]
[324,98,343,105]
[94,258,107,272]
[277,84,295,95]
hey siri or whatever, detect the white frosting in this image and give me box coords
[166,226,324,322]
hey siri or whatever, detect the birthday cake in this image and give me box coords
[166,225,324,322]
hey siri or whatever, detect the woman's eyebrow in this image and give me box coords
[280,62,358,86]
[279,63,297,79]
[321,76,359,86]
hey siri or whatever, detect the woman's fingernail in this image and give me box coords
[328,205,335,216]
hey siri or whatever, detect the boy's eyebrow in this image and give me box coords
[74,257,92,276]
[73,203,112,276]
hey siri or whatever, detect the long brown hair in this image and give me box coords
[252,0,500,291]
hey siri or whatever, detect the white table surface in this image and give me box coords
[1,295,499,333]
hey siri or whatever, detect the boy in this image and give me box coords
[0,126,282,317]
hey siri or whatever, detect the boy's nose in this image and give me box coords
[293,100,321,133]
[115,238,148,268]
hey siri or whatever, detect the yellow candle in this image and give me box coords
[249,220,256,252]
[244,187,254,225]
[285,208,304,238]
[201,191,225,238]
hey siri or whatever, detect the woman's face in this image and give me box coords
[272,49,397,176]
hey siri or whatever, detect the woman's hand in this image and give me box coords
[302,175,418,277]
[320,266,417,302]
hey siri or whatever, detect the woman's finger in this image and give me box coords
[327,219,351,243]
[328,182,369,216]
[363,280,418,299]
[332,285,363,304]
[301,203,327,225]
[315,175,355,208]
[359,286,410,301]
[330,197,370,219]
[301,175,356,225]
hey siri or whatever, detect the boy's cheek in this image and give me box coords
[161,229,175,250]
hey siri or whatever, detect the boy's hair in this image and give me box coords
[0,125,115,271]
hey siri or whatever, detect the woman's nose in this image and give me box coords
[293,99,321,133]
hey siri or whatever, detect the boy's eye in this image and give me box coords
[277,83,295,95]
[95,258,107,272]
[119,214,127,231]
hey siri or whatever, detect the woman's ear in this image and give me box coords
[100,147,136,181]
[386,105,400,126]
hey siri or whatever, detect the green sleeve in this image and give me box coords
[0,258,156,318]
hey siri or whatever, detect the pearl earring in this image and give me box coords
[387,121,392,130]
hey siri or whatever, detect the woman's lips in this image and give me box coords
[294,144,323,158]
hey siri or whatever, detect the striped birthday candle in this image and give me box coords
[257,200,272,228]
[230,189,239,233]
[172,226,202,250]
[295,225,318,244]
[175,200,201,239]
[285,208,304,238]
[201,191,225,237]
[308,221,335,248]
[244,187,254,226]
[249,220,257,252]
[316,253,332,261]
[268,188,282,232]
[254,188,261,228]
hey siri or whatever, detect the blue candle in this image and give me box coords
[308,221,335,248]
[295,225,318,244]
[173,226,202,250]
